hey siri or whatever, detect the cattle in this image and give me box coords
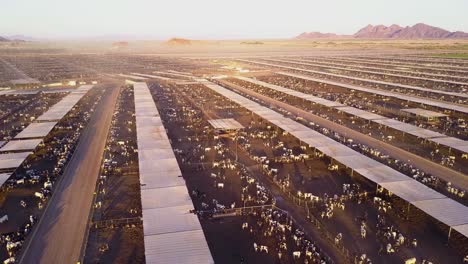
[34,192,44,199]
[6,241,21,251]
[3,257,15,264]
[44,181,52,189]
[16,178,25,185]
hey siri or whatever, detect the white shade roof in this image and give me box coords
[430,137,468,153]
[208,118,244,130]
[275,70,468,114]
[0,152,32,169]
[14,122,58,139]
[380,180,446,202]
[37,88,92,121]
[140,170,185,190]
[152,71,195,80]
[142,205,202,236]
[354,166,410,183]
[0,139,42,152]
[0,173,12,186]
[240,60,468,99]
[133,82,213,263]
[402,108,448,118]
[316,145,358,157]
[236,75,466,153]
[118,73,148,80]
[334,156,380,170]
[272,58,468,87]
[337,106,387,120]
[132,73,173,81]
[412,198,468,227]
[452,224,468,238]
[144,230,214,264]
[141,185,192,210]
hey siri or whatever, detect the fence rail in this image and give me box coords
[91,217,142,229]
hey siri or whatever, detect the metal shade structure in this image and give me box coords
[0,152,32,170]
[37,85,93,121]
[402,108,448,119]
[144,230,214,264]
[237,60,468,100]
[235,75,467,154]
[0,139,42,152]
[0,173,11,186]
[14,122,58,139]
[208,118,244,130]
[201,79,468,238]
[133,82,213,263]
[275,71,468,114]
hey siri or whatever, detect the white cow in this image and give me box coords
[3,257,15,264]
[0,215,8,224]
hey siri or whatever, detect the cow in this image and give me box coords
[0,215,8,224]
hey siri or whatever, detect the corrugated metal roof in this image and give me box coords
[241,60,468,99]
[144,230,214,264]
[14,122,58,139]
[380,180,446,202]
[133,82,213,263]
[143,205,202,236]
[0,173,12,186]
[452,224,468,238]
[412,198,468,227]
[208,118,244,130]
[141,186,192,210]
[37,89,90,121]
[402,108,448,118]
[353,166,409,183]
[275,70,468,114]
[236,75,465,152]
[0,139,42,152]
[0,152,32,169]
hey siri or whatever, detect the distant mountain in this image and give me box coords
[295,32,348,39]
[354,24,403,38]
[166,38,192,46]
[0,35,36,42]
[354,23,468,39]
[7,35,34,41]
[295,23,468,39]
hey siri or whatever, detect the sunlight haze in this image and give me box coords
[1,0,468,39]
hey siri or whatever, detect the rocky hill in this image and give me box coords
[166,38,192,46]
[295,23,468,39]
[355,23,468,39]
[354,24,403,38]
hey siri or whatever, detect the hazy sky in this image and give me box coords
[1,0,467,39]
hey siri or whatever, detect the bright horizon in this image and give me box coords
[2,0,468,40]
